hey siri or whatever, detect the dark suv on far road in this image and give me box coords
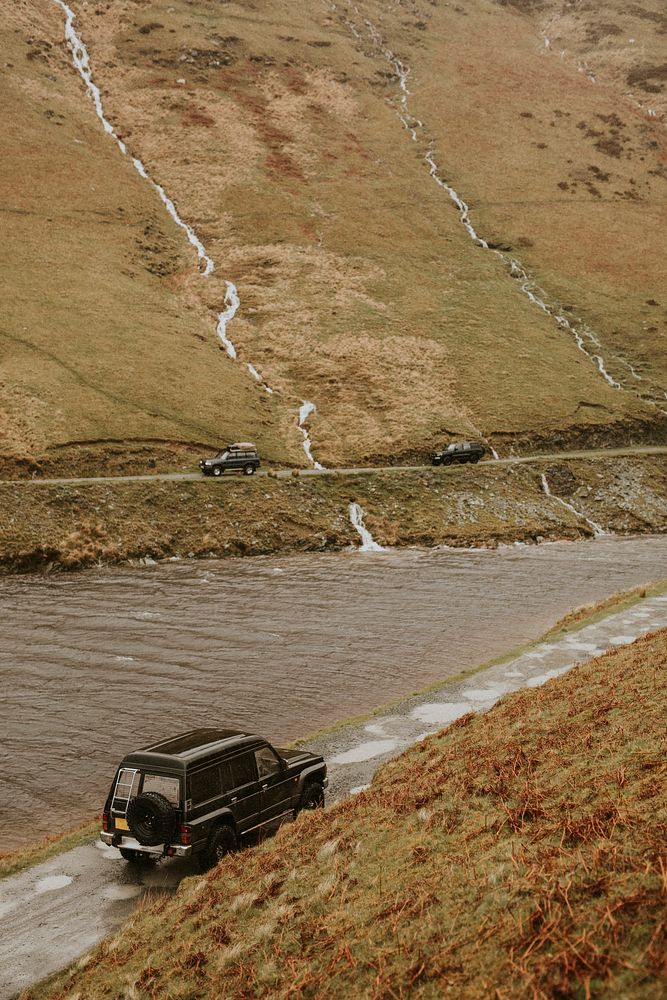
[101,728,327,869]
[432,441,486,466]
[199,442,260,477]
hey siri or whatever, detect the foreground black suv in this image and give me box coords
[199,442,260,477]
[432,441,486,466]
[100,728,327,869]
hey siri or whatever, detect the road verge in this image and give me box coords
[1,455,666,573]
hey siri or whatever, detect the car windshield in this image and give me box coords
[216,451,229,459]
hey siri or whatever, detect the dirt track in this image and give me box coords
[4,444,667,486]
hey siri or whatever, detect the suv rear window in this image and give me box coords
[142,773,180,806]
[112,769,180,809]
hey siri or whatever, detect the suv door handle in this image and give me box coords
[231,796,238,803]
[261,784,268,790]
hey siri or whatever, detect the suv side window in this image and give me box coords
[226,753,258,789]
[255,746,282,780]
[189,766,222,804]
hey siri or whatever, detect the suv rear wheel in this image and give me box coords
[297,782,324,814]
[200,822,238,870]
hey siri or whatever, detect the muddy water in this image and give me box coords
[2,536,667,851]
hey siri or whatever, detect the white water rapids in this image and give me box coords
[330,1,636,396]
[540,473,606,537]
[348,502,386,551]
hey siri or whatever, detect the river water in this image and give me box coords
[2,536,667,850]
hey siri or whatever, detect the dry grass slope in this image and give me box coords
[27,629,667,999]
[2,0,665,477]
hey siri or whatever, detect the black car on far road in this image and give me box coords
[199,442,260,477]
[101,728,327,869]
[432,441,486,466]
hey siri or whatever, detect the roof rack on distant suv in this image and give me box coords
[432,441,486,466]
[199,443,261,477]
[101,728,327,870]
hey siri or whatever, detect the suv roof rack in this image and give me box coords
[228,441,256,450]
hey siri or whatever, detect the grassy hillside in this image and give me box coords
[361,0,667,397]
[1,0,664,477]
[0,1,297,475]
[27,628,667,999]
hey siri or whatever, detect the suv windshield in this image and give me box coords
[216,451,229,460]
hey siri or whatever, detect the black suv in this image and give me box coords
[432,441,486,466]
[100,728,327,869]
[199,442,260,477]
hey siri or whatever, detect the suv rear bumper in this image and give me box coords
[100,831,192,857]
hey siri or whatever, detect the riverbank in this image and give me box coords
[1,455,666,573]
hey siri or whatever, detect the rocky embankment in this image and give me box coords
[1,456,666,572]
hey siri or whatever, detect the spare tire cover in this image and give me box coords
[126,791,177,846]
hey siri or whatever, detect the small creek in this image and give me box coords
[2,535,667,851]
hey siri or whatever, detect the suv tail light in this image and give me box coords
[102,811,109,832]
[180,824,192,846]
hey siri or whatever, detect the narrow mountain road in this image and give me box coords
[4,444,667,486]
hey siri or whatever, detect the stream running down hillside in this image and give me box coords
[348,502,385,551]
[329,1,642,397]
[540,473,606,538]
[52,1,328,463]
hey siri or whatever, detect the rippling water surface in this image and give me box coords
[2,536,667,849]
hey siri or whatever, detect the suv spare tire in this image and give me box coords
[127,791,177,846]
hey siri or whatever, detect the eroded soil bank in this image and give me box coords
[1,455,666,572]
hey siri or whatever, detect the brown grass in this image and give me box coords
[2,454,667,573]
[543,582,667,636]
[25,629,667,999]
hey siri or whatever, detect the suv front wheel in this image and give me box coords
[296,782,324,814]
[244,464,255,475]
[212,466,223,477]
[200,822,238,870]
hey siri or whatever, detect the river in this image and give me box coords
[2,535,667,851]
